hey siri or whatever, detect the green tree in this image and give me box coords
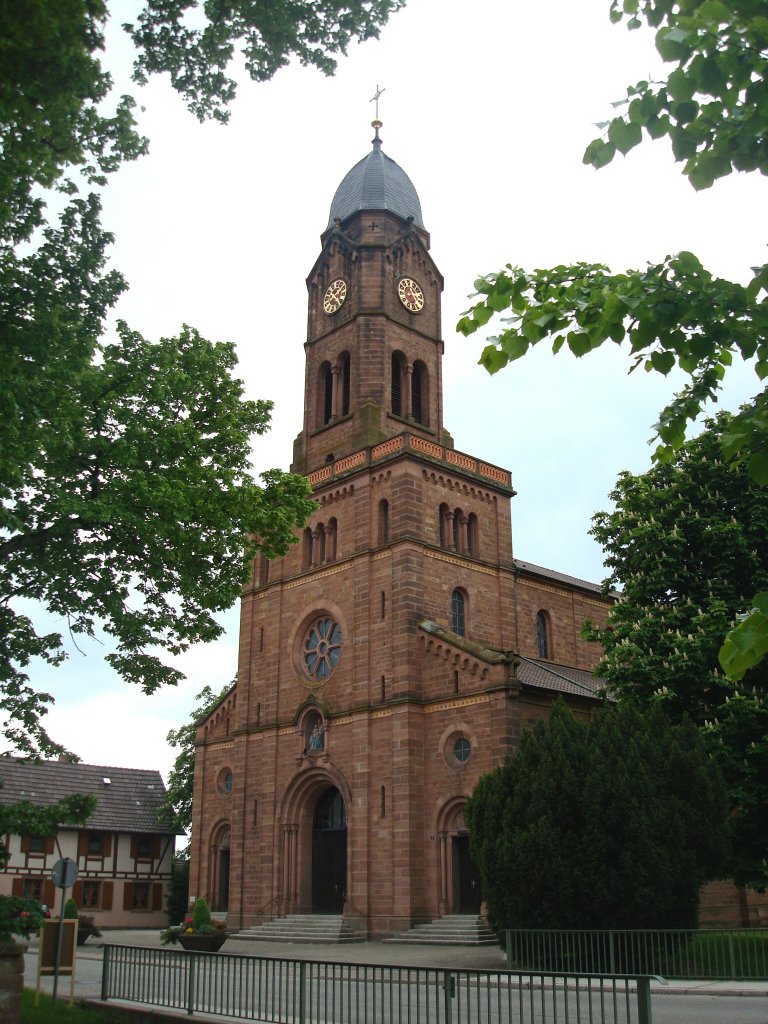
[2,2,410,756]
[457,0,768,679]
[161,682,234,834]
[585,413,768,888]
[466,702,730,934]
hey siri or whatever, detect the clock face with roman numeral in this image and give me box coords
[323,279,347,314]
[397,277,425,312]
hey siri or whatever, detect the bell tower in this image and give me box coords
[292,124,453,475]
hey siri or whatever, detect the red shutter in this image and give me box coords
[72,881,83,906]
[123,882,133,911]
[44,836,55,855]
[130,836,138,859]
[11,878,23,897]
[20,836,29,854]
[43,880,56,906]
[77,833,88,857]
[102,835,112,858]
[152,837,161,860]
[102,881,113,910]
[152,883,163,912]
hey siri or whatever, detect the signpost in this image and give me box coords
[36,857,79,1005]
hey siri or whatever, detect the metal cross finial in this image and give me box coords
[370,84,385,121]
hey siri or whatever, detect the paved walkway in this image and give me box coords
[25,929,768,1000]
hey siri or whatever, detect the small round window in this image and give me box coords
[303,616,342,682]
[217,769,233,795]
[452,737,471,765]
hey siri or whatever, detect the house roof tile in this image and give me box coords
[0,758,176,834]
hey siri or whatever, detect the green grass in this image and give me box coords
[21,990,132,1023]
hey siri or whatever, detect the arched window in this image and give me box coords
[303,527,313,569]
[451,589,466,637]
[317,361,333,427]
[317,523,326,564]
[536,611,550,659]
[411,360,429,425]
[339,352,351,417]
[378,499,389,545]
[467,513,479,557]
[391,351,406,416]
[453,507,464,553]
[439,503,451,549]
[326,518,337,562]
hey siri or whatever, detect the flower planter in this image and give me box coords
[178,933,228,952]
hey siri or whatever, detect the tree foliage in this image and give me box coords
[457,0,768,678]
[127,0,406,123]
[466,702,730,933]
[1,2,359,757]
[161,682,233,834]
[585,414,768,888]
[0,793,95,868]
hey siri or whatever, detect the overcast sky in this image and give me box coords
[22,0,764,782]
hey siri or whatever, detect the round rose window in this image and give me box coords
[303,616,342,681]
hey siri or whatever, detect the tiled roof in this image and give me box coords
[327,137,424,229]
[418,621,607,702]
[0,758,175,835]
[516,656,607,699]
[514,558,605,596]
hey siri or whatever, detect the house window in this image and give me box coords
[28,837,45,854]
[22,878,42,901]
[87,834,103,856]
[536,611,550,659]
[82,881,101,908]
[132,882,150,910]
[136,836,153,858]
[451,590,466,637]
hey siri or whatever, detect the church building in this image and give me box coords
[188,124,614,938]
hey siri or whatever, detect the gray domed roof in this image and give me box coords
[327,136,424,230]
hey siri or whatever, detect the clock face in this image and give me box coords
[323,278,347,314]
[398,277,425,312]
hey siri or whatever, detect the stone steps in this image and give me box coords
[228,914,366,945]
[385,915,498,946]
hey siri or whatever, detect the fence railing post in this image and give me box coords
[186,954,197,1016]
[636,977,652,1024]
[442,969,454,1024]
[299,960,306,1024]
[100,945,110,1002]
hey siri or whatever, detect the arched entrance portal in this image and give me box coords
[312,787,347,913]
[436,798,482,916]
[209,824,231,912]
[452,833,481,914]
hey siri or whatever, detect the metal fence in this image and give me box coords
[101,944,656,1024]
[504,928,768,981]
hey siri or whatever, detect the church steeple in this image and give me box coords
[292,132,449,476]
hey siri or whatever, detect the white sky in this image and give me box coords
[20,0,764,783]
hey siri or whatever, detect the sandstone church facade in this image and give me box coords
[188,128,614,937]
